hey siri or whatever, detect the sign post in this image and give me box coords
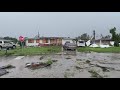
[19,36,25,51]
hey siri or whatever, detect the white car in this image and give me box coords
[0,40,16,50]
[77,40,86,47]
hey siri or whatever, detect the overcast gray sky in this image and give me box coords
[0,12,120,39]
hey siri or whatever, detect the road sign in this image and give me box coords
[19,36,24,42]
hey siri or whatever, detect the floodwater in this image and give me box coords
[1,51,120,78]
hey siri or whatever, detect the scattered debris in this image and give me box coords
[95,64,113,72]
[25,59,53,70]
[14,56,24,60]
[64,73,68,78]
[88,62,113,72]
[39,56,44,60]
[88,70,103,78]
[76,59,82,61]
[52,60,58,62]
[64,72,74,78]
[86,60,90,64]
[75,66,83,70]
[0,69,9,77]
[66,69,70,71]
[0,64,15,69]
[66,56,71,59]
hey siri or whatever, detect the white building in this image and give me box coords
[25,37,50,46]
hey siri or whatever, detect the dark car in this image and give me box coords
[63,42,77,51]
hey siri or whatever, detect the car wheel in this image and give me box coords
[12,46,16,49]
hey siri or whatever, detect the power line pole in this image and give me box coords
[93,30,95,43]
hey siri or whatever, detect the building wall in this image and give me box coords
[42,39,50,44]
[95,40,111,45]
[26,38,62,46]
[50,38,62,45]
[26,39,43,46]
[26,40,36,46]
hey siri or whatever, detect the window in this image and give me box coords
[43,39,48,43]
[79,41,84,43]
[36,39,40,43]
[4,41,10,44]
[28,39,34,43]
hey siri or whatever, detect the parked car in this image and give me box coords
[0,40,16,50]
[77,40,86,47]
[63,42,77,51]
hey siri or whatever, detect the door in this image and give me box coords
[4,41,12,48]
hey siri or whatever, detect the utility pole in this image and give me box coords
[93,30,95,43]
[38,31,40,38]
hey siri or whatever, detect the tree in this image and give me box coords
[4,36,18,44]
[80,33,90,41]
[110,27,116,41]
[109,27,120,47]
[101,35,111,39]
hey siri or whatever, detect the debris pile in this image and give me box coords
[0,64,15,69]
[0,64,15,77]
[0,69,9,76]
[25,60,54,70]
[39,56,44,60]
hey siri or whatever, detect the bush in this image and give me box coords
[114,41,119,47]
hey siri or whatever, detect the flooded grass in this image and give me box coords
[1,51,120,78]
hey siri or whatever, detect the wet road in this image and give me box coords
[1,51,120,78]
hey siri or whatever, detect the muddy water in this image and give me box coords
[0,52,120,78]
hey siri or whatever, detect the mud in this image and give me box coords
[0,51,120,78]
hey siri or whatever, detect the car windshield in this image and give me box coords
[67,43,76,46]
[79,41,84,43]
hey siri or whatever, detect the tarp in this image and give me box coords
[86,40,91,46]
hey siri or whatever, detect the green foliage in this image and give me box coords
[114,41,119,47]
[4,36,18,44]
[109,27,120,47]
[79,33,90,41]
[46,59,53,65]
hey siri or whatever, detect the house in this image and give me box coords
[89,38,114,48]
[62,37,76,45]
[94,38,114,46]
[25,37,62,46]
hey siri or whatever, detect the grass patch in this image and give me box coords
[77,47,120,53]
[0,46,62,56]
[45,59,53,65]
